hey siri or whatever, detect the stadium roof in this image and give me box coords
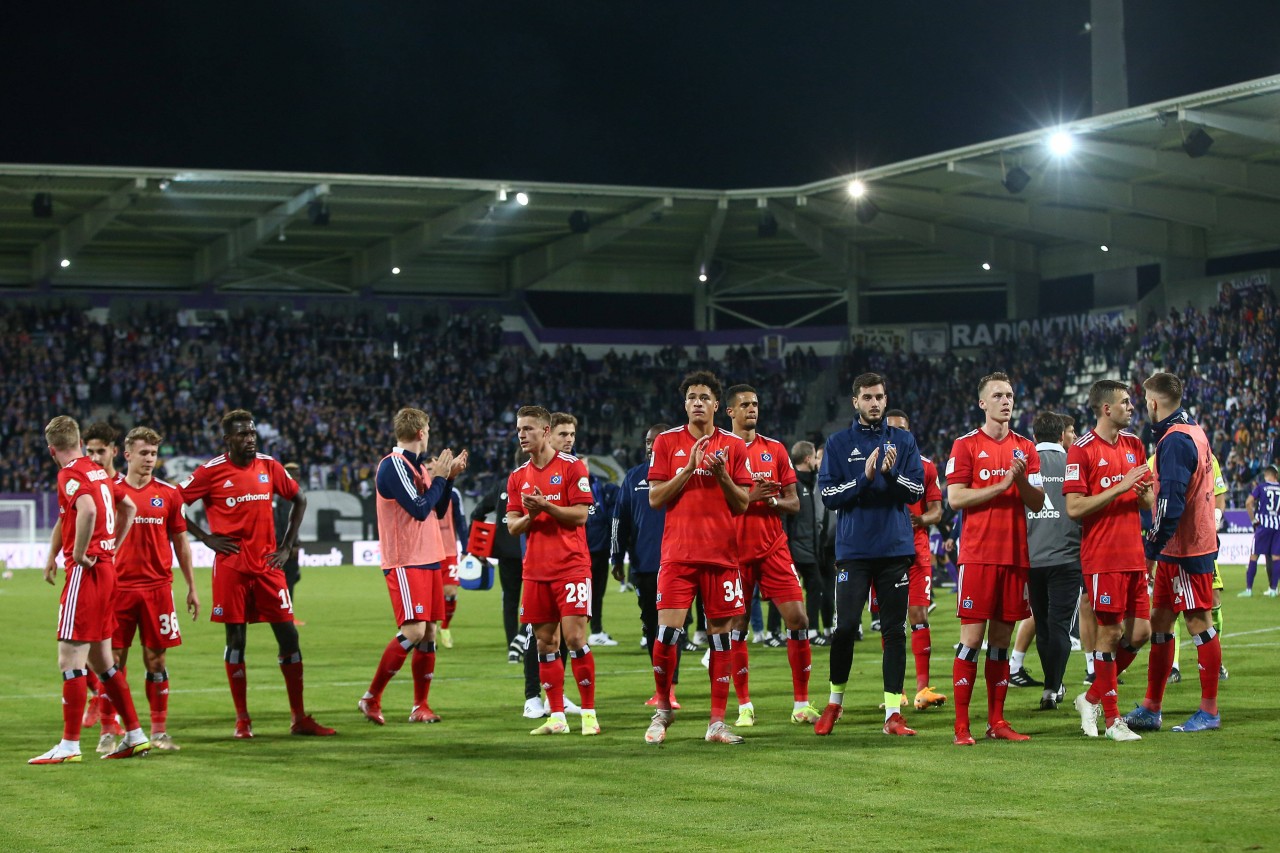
[3,74,1279,328]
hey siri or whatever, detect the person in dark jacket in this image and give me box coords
[814,372,925,737]
[783,440,827,643]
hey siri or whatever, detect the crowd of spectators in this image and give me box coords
[1129,286,1280,505]
[834,318,1137,462]
[0,304,807,498]
[4,290,1276,507]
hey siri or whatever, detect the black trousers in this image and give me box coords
[589,549,609,634]
[818,556,837,633]
[1028,561,1083,695]
[636,572,681,684]
[497,558,523,646]
[830,556,912,694]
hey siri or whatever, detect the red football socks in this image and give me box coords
[62,670,88,741]
[98,666,141,732]
[786,632,812,702]
[368,636,411,699]
[538,653,565,714]
[412,645,436,708]
[911,624,932,692]
[569,648,596,708]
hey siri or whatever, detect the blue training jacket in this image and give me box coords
[611,461,665,575]
[817,419,925,561]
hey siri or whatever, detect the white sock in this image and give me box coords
[127,728,146,743]
[739,702,753,713]
[1010,650,1026,673]
[550,711,566,723]
[1086,656,1095,676]
[59,739,79,753]
[793,700,809,712]
[829,691,844,706]
[885,706,897,722]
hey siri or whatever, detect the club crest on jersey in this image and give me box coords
[1013,449,1026,460]
[760,452,772,462]
[1099,594,1111,605]
[883,442,896,455]
[962,598,974,609]
[151,497,164,507]
[258,474,269,483]
[550,474,562,485]
[1126,453,1136,464]
[213,605,224,616]
[415,604,424,614]
[65,480,80,496]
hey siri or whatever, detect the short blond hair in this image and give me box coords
[45,415,81,451]
[393,407,430,441]
[125,426,163,449]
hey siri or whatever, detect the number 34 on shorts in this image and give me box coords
[723,576,744,604]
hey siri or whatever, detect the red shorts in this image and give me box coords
[385,566,444,625]
[113,585,183,650]
[57,560,117,643]
[1087,571,1150,621]
[1152,563,1214,613]
[956,563,1029,623]
[210,564,294,624]
[656,561,746,620]
[739,548,804,604]
[909,550,933,608]
[521,575,592,624]
[442,555,461,586]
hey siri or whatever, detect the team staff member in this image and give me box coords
[31,415,148,764]
[1124,373,1223,733]
[945,371,1045,746]
[358,408,466,726]
[110,426,198,752]
[816,373,925,737]
[181,409,334,739]
[1023,412,1080,711]
[613,423,685,709]
[783,441,826,645]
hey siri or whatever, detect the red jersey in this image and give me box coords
[180,453,299,575]
[946,428,1041,568]
[737,434,797,559]
[649,425,752,569]
[57,456,118,568]
[113,475,187,589]
[506,452,593,582]
[910,456,943,554]
[1063,429,1147,574]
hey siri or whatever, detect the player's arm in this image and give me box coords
[269,490,307,569]
[184,517,241,556]
[770,482,800,515]
[917,500,943,528]
[113,494,138,549]
[947,480,1011,510]
[43,517,63,585]
[1012,453,1045,512]
[170,526,199,619]
[610,483,633,580]
[817,439,867,510]
[649,433,710,508]
[1144,434,1197,559]
[1246,493,1258,527]
[377,455,446,522]
[521,493,590,527]
[506,510,533,537]
[706,449,749,515]
[884,439,927,505]
[1066,463,1151,520]
[71,492,98,569]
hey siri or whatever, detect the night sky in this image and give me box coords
[3,2,1277,188]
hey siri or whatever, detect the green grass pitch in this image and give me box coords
[1,564,1277,852]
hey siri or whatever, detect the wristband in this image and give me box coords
[768,496,778,508]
